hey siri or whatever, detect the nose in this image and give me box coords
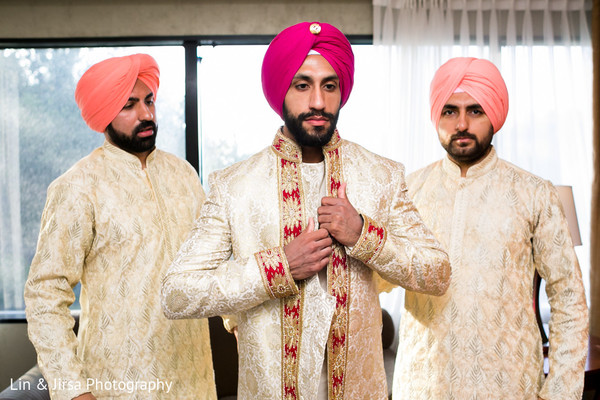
[138,102,154,121]
[456,110,468,131]
[309,87,325,110]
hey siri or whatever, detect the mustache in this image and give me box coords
[134,121,157,135]
[298,110,336,121]
[451,131,477,141]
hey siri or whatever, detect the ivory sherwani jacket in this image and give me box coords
[162,131,451,400]
[394,148,588,400]
[25,141,216,400]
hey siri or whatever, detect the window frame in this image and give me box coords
[0,34,372,322]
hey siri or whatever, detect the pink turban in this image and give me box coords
[430,57,509,133]
[262,22,355,119]
[75,54,160,132]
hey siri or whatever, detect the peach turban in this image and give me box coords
[262,22,355,119]
[430,57,509,133]
[75,54,160,132]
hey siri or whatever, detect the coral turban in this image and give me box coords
[75,54,160,132]
[430,57,509,133]
[262,22,355,119]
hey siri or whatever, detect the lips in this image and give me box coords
[137,128,154,138]
[134,122,156,138]
[304,116,329,127]
[451,133,476,145]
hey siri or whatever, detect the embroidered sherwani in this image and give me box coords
[393,147,588,400]
[25,141,216,400]
[161,131,451,400]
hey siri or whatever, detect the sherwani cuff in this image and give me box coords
[348,214,387,264]
[255,246,299,299]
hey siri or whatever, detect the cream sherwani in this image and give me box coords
[393,147,588,400]
[25,141,216,400]
[162,131,451,400]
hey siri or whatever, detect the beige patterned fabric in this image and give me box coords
[161,131,450,400]
[24,141,216,400]
[394,147,588,400]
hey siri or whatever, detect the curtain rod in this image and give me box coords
[373,0,592,11]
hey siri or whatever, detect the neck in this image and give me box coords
[137,152,150,169]
[450,146,492,177]
[301,146,324,163]
[281,126,325,163]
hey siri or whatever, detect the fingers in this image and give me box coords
[338,182,347,199]
[306,217,315,232]
[320,197,340,207]
[314,232,333,247]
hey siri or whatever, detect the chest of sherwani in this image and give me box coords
[162,131,451,400]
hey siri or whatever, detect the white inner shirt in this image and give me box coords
[300,161,329,399]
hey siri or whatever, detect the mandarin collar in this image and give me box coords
[102,140,157,170]
[270,128,343,163]
[441,146,498,180]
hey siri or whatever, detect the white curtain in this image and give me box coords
[0,60,24,313]
[372,0,593,341]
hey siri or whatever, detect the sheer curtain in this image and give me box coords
[372,0,593,338]
[0,62,24,313]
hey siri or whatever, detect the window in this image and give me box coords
[0,46,185,318]
[0,41,592,323]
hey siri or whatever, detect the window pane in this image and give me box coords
[197,45,280,185]
[0,46,185,317]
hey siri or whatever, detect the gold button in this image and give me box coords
[309,23,321,35]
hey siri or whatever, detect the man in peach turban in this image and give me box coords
[162,22,450,400]
[394,57,588,400]
[25,54,216,400]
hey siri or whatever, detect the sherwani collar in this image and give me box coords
[442,145,498,180]
[271,129,343,163]
[103,140,157,169]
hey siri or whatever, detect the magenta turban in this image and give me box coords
[75,54,160,132]
[261,22,355,119]
[430,57,509,133]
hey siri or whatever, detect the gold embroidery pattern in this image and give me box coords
[255,248,298,299]
[277,154,304,400]
[325,146,350,400]
[350,215,387,264]
[272,133,302,163]
[272,130,348,399]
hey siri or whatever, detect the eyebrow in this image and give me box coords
[442,103,484,111]
[126,92,154,103]
[292,74,339,82]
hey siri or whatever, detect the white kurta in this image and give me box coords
[393,147,588,400]
[25,141,216,400]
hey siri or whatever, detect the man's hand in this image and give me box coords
[318,183,363,247]
[73,393,96,400]
[284,218,332,280]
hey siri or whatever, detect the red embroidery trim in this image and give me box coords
[279,156,303,400]
[272,131,349,400]
[326,147,350,400]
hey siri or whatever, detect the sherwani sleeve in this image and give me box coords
[24,182,93,400]
[161,172,288,320]
[534,182,588,400]
[348,166,451,296]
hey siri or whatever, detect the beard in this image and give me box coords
[282,104,339,148]
[106,121,158,154]
[442,127,494,165]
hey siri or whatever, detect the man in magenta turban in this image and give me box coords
[162,22,450,400]
[393,57,588,400]
[25,54,216,400]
